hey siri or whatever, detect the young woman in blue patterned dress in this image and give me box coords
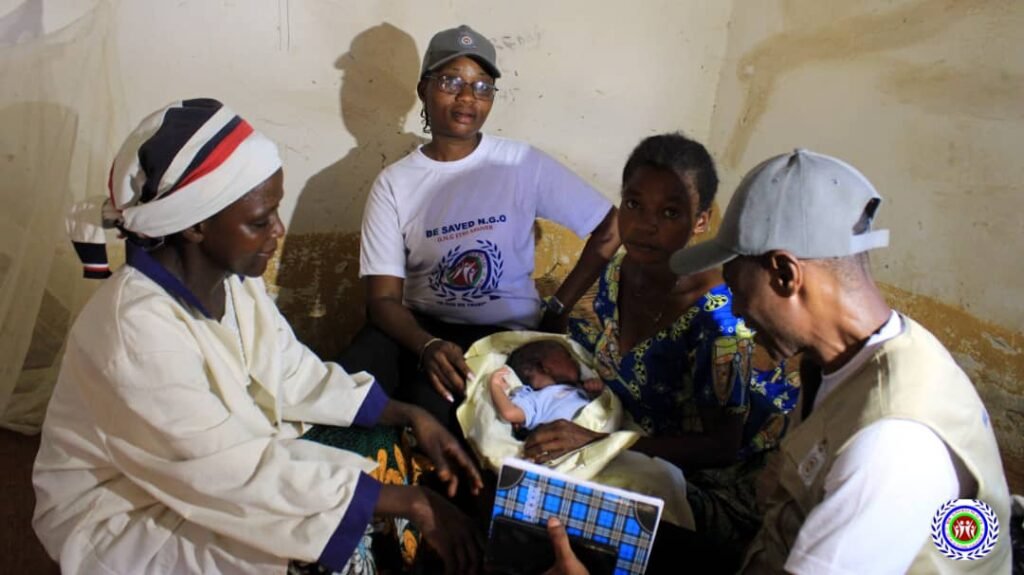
[523,133,799,568]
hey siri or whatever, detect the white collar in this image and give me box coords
[814,310,902,410]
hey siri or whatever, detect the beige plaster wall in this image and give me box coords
[706,0,1024,489]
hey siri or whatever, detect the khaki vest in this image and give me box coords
[744,316,1011,574]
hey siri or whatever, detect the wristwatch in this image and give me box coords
[542,295,566,316]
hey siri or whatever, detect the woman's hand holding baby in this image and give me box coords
[523,420,608,464]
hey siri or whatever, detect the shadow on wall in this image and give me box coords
[275,23,425,360]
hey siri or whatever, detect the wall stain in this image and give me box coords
[533,220,586,297]
[493,30,543,52]
[723,0,1006,167]
[878,60,1024,122]
[269,232,364,362]
[880,282,1024,492]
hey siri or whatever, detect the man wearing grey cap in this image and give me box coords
[668,149,1011,573]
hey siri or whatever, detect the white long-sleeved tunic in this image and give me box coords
[33,248,389,574]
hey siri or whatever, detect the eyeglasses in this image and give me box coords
[427,74,498,100]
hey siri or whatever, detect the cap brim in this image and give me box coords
[426,52,501,78]
[669,238,737,276]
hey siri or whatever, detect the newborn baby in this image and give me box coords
[488,339,604,432]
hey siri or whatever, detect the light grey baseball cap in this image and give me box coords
[421,25,501,79]
[669,149,890,275]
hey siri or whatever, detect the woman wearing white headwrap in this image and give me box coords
[34,99,483,575]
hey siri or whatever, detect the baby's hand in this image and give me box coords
[582,378,604,398]
[489,367,513,393]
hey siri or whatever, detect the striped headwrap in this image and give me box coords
[68,98,282,278]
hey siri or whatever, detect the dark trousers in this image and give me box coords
[337,315,507,433]
[646,520,740,575]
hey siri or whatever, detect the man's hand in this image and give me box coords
[543,517,589,575]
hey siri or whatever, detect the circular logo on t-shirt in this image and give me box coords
[930,498,999,560]
[444,249,489,289]
[429,240,503,305]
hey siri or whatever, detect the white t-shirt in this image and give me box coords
[785,311,961,575]
[359,134,612,329]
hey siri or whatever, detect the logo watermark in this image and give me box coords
[930,499,999,560]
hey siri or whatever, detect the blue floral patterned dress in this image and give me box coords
[569,253,798,550]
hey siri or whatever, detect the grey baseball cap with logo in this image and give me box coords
[421,24,501,79]
[669,149,890,275]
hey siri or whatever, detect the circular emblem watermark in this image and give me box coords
[459,33,474,46]
[930,499,999,560]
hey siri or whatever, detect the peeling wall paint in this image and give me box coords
[265,232,364,362]
[881,283,1024,491]
[532,220,587,297]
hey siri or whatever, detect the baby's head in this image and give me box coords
[506,340,580,390]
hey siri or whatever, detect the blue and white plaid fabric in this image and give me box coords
[491,464,659,575]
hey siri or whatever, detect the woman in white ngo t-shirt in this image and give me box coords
[351,25,619,429]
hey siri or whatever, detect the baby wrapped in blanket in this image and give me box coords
[489,339,605,435]
[457,332,695,528]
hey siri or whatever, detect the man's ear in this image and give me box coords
[179,222,206,244]
[766,251,802,296]
[416,78,428,102]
